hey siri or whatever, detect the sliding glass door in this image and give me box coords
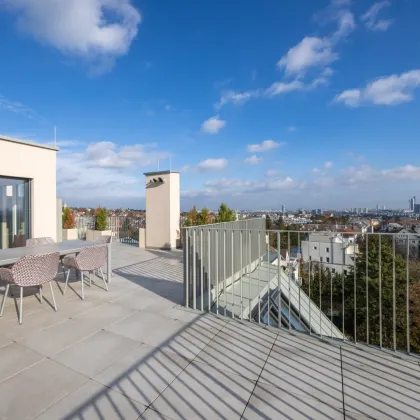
[0,176,31,249]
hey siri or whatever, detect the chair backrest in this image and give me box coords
[26,237,56,247]
[75,245,108,271]
[12,252,60,286]
[94,235,112,244]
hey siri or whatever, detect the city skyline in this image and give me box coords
[1,1,420,209]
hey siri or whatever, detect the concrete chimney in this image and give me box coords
[144,171,180,250]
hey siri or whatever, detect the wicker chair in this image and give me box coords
[0,252,60,324]
[94,235,112,244]
[26,237,56,247]
[62,245,108,300]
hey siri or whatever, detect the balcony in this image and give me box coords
[0,230,418,419]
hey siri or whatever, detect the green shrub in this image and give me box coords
[95,207,108,231]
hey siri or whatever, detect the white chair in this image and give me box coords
[62,245,108,300]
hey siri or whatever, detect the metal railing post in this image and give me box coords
[192,229,196,310]
[392,234,396,351]
[406,235,410,353]
[185,230,189,308]
[379,235,382,348]
[366,234,369,345]
[277,231,281,328]
[231,229,235,319]
[200,229,204,311]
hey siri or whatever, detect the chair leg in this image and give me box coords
[81,271,84,300]
[19,286,23,325]
[39,285,43,303]
[0,284,10,316]
[63,269,70,295]
[49,282,57,312]
[99,267,108,291]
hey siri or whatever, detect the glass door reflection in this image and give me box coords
[0,176,30,249]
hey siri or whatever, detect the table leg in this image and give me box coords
[107,243,112,284]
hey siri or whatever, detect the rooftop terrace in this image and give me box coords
[0,243,419,419]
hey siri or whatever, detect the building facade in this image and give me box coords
[301,232,358,274]
[0,136,58,249]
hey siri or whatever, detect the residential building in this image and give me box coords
[301,231,358,274]
[0,136,58,249]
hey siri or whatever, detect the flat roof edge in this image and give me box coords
[0,135,59,151]
[144,170,180,176]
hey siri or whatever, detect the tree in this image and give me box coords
[299,236,420,353]
[215,203,236,223]
[184,206,199,227]
[197,207,210,225]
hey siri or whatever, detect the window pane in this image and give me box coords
[0,176,31,249]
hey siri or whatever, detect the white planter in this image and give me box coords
[86,229,112,242]
[62,228,78,241]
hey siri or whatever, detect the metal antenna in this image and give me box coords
[54,126,57,148]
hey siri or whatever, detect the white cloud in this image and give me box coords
[287,126,297,132]
[0,94,45,122]
[361,1,393,32]
[56,140,170,206]
[83,141,167,169]
[266,169,280,177]
[313,161,333,175]
[165,105,171,111]
[247,140,285,153]
[277,37,338,76]
[201,116,226,134]
[335,70,420,107]
[265,80,305,96]
[381,164,420,180]
[215,90,258,109]
[244,155,263,165]
[5,0,141,72]
[205,179,253,189]
[196,158,228,171]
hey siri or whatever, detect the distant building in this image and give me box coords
[414,204,420,214]
[301,232,359,274]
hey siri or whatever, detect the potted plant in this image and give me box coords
[62,207,78,240]
[86,206,112,241]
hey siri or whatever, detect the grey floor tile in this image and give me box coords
[140,408,174,420]
[0,334,12,349]
[52,330,140,377]
[94,343,190,406]
[72,302,136,328]
[342,347,420,420]
[0,358,87,420]
[242,382,344,420]
[52,296,106,318]
[106,311,177,343]
[0,342,45,383]
[194,329,272,381]
[145,319,216,360]
[151,361,255,420]
[259,341,343,408]
[111,290,167,311]
[0,309,68,341]
[17,318,101,357]
[35,379,146,420]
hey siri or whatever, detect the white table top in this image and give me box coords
[0,240,98,266]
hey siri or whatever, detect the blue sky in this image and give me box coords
[1,0,420,210]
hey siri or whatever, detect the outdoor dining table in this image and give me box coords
[0,240,112,283]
